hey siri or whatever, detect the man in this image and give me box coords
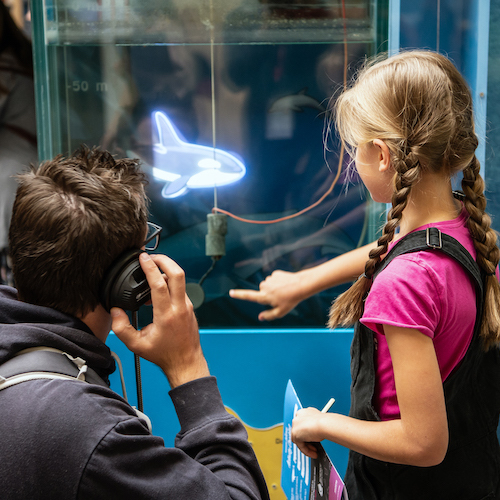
[0,146,269,500]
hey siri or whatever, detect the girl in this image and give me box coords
[232,50,500,499]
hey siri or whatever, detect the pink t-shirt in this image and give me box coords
[360,209,477,421]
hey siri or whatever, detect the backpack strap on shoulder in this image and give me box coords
[375,227,484,300]
[0,348,153,432]
[0,348,109,391]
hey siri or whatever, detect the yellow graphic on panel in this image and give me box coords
[226,407,286,500]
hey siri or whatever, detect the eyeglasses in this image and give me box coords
[144,222,162,251]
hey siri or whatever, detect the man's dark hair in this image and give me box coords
[9,146,148,317]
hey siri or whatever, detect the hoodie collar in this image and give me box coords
[0,286,115,384]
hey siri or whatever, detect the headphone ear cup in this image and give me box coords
[100,249,151,312]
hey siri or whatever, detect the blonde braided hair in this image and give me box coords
[328,50,500,349]
[461,158,500,349]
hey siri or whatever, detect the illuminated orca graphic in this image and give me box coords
[151,111,246,198]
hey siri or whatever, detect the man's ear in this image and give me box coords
[372,139,391,172]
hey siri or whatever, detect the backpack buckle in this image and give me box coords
[426,227,442,249]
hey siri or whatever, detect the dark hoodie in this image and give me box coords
[0,286,269,500]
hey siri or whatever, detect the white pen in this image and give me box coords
[321,398,336,413]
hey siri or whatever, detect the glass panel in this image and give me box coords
[487,0,500,232]
[44,0,379,45]
[32,0,388,328]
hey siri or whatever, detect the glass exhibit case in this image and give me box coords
[31,0,389,330]
[28,0,496,495]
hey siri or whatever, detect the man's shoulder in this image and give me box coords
[0,377,153,499]
[1,376,139,436]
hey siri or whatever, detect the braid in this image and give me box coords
[461,157,500,349]
[329,50,500,345]
[328,149,421,328]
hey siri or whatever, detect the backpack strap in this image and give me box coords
[0,348,109,391]
[0,347,153,431]
[374,227,484,300]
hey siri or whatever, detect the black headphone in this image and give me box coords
[100,249,151,312]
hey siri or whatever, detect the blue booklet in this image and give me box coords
[281,380,348,500]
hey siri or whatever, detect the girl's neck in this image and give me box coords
[397,171,461,237]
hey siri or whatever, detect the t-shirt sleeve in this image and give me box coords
[360,255,441,338]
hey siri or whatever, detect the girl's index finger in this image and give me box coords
[229,288,269,305]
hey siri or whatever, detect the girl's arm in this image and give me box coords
[292,325,449,467]
[229,241,377,321]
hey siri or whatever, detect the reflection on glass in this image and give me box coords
[33,0,388,327]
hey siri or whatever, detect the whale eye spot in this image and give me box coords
[188,170,242,188]
[198,158,222,170]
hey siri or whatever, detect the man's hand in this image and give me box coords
[111,252,209,388]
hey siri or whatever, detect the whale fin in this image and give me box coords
[161,175,190,198]
[154,111,183,149]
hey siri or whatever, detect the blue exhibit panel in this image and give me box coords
[106,328,354,477]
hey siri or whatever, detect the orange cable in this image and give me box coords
[212,0,348,225]
[212,151,343,224]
